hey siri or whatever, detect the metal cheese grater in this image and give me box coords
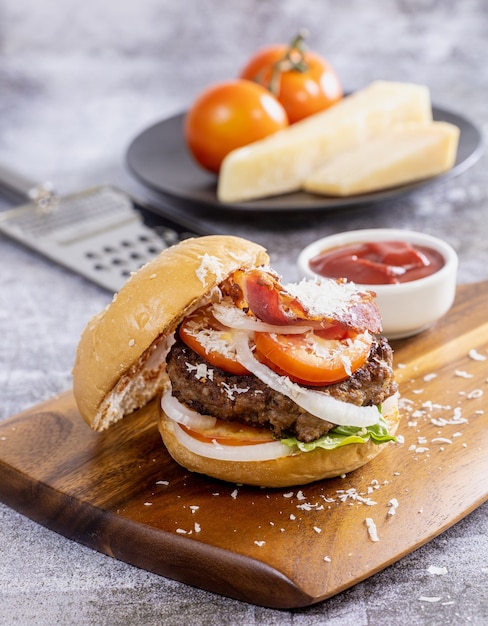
[0,164,198,292]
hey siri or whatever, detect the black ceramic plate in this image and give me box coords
[126,106,483,213]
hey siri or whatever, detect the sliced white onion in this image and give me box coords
[171,421,293,462]
[380,391,399,416]
[232,330,380,428]
[211,302,312,334]
[161,391,217,429]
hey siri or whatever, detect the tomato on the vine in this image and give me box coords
[184,79,289,174]
[240,32,343,124]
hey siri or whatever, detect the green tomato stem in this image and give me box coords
[268,29,310,97]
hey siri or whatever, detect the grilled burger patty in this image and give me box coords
[166,335,397,442]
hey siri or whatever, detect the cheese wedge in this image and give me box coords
[303,121,459,197]
[217,80,433,203]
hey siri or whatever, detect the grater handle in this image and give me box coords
[0,162,55,203]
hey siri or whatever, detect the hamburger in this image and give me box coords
[72,235,399,488]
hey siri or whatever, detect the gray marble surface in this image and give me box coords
[1,1,487,624]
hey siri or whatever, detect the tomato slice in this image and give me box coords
[180,419,275,446]
[254,330,372,386]
[179,306,249,375]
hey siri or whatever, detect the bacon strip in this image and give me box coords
[224,268,382,334]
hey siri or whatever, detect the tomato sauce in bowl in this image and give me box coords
[309,240,445,285]
[297,229,458,339]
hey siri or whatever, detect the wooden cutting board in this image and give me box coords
[1,281,487,609]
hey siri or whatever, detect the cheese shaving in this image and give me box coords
[195,253,226,287]
[365,517,380,542]
[468,349,487,361]
[284,278,367,318]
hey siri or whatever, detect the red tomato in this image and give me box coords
[179,306,249,375]
[240,33,342,124]
[180,419,275,446]
[184,79,289,173]
[254,330,372,386]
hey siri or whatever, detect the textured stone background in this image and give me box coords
[1,1,487,624]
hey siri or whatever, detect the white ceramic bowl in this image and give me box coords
[297,228,458,340]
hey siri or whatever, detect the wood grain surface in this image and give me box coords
[0,281,487,609]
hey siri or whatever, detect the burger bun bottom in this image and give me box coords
[157,398,400,488]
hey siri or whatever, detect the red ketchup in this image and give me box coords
[309,240,445,285]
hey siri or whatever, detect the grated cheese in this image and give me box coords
[321,495,336,503]
[284,277,368,318]
[185,361,214,381]
[184,321,236,360]
[412,446,430,454]
[365,517,380,542]
[220,382,251,401]
[455,369,474,379]
[387,498,399,516]
[337,488,377,506]
[297,502,325,511]
[195,253,226,287]
[468,348,487,361]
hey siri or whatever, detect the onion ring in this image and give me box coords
[161,391,217,429]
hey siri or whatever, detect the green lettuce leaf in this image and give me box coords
[280,414,396,453]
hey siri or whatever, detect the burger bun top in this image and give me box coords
[72,235,269,431]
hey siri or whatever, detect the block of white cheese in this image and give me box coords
[217,81,433,203]
[303,121,459,196]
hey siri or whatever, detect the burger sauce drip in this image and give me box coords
[309,241,445,285]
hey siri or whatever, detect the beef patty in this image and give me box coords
[165,335,397,442]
